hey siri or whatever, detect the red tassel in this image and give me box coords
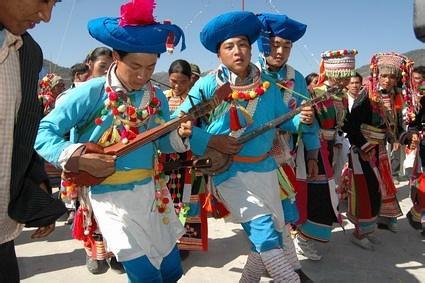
[164,20,175,53]
[72,207,85,241]
[229,104,242,131]
[203,192,230,219]
[119,0,156,27]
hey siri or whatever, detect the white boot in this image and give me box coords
[239,252,266,283]
[294,234,322,261]
[260,248,300,283]
[283,227,302,270]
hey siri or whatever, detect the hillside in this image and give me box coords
[43,61,172,90]
[356,49,425,78]
[42,59,72,85]
[47,48,425,88]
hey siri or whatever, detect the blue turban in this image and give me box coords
[88,17,185,54]
[200,11,262,53]
[257,13,306,55]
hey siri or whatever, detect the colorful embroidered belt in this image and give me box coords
[320,129,336,141]
[101,169,154,185]
[233,153,269,163]
[360,124,386,144]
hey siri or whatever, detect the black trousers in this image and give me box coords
[0,240,19,283]
[391,146,401,177]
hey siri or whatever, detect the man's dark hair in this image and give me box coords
[413,66,425,76]
[113,49,160,60]
[352,72,363,82]
[70,63,88,81]
[168,59,192,78]
[86,47,112,63]
[305,72,318,86]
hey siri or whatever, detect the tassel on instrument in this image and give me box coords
[203,192,230,219]
[72,207,85,241]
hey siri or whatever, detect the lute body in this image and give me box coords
[199,93,330,175]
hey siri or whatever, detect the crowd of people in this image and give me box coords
[1,0,425,283]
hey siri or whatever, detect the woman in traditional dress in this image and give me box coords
[295,50,357,260]
[343,52,410,250]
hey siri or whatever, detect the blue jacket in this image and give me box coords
[173,73,318,186]
[35,77,179,194]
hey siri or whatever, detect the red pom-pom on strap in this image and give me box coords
[119,0,156,27]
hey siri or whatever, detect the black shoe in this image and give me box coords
[407,211,422,230]
[295,269,314,283]
[377,223,390,230]
[86,255,109,275]
[108,256,126,274]
[179,250,190,261]
[421,228,425,237]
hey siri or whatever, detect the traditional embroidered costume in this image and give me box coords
[344,52,408,243]
[296,50,357,245]
[174,11,317,283]
[35,1,189,282]
[256,13,320,272]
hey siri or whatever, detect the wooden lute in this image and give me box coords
[66,83,230,187]
[104,83,231,156]
[199,93,331,175]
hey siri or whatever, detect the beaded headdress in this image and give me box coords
[370,52,412,77]
[320,49,357,79]
[368,52,415,122]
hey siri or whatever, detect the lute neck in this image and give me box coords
[237,106,304,145]
[104,115,192,156]
[237,95,324,145]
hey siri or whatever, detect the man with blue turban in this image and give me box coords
[256,13,320,279]
[174,10,319,283]
[35,1,193,282]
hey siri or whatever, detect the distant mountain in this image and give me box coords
[356,48,425,78]
[46,48,425,88]
[42,59,72,86]
[151,72,170,90]
[41,60,215,91]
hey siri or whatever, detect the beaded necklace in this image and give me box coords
[226,79,270,136]
[95,81,164,146]
[225,81,270,102]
